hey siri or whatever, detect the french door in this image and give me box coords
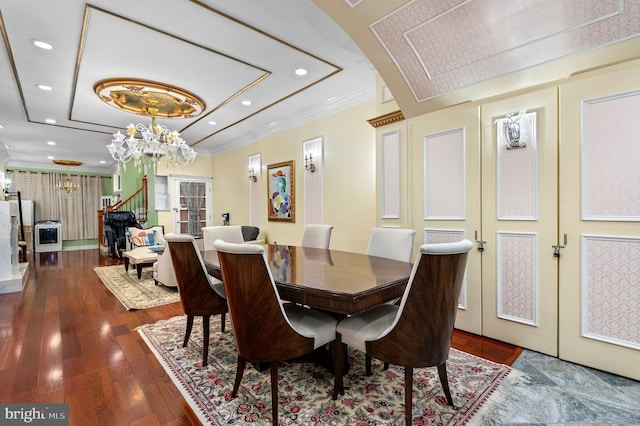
[171,176,212,237]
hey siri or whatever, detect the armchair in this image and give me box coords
[153,245,177,288]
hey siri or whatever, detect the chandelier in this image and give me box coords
[107,108,197,171]
[95,78,205,171]
[53,160,82,199]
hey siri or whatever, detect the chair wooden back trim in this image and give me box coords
[367,240,473,368]
[165,233,227,316]
[214,241,314,361]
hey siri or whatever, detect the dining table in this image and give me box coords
[202,243,413,316]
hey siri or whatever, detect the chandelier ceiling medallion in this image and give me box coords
[53,159,82,198]
[95,78,206,171]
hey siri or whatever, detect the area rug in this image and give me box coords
[94,265,180,310]
[137,315,528,425]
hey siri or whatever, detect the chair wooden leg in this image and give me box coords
[183,315,194,347]
[365,354,372,376]
[270,362,279,424]
[332,334,344,400]
[220,312,226,333]
[405,366,413,426]
[232,356,246,397]
[202,315,211,366]
[437,363,454,406]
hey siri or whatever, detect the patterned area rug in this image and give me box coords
[137,315,527,425]
[94,265,180,310]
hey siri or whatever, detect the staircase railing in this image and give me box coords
[107,176,148,223]
[98,176,148,250]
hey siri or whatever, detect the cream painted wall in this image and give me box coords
[211,100,378,253]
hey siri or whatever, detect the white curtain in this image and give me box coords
[11,171,103,240]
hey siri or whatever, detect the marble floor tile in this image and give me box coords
[486,350,640,425]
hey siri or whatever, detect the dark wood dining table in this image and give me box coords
[202,244,413,316]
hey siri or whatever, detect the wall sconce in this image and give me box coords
[304,153,316,173]
[502,110,527,149]
[248,167,257,182]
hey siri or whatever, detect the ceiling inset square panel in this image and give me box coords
[72,6,269,129]
[371,0,640,102]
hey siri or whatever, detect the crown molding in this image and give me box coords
[367,110,404,128]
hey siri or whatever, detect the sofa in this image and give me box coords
[153,226,265,288]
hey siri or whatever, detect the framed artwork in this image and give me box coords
[267,160,295,222]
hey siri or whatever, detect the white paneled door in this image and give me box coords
[480,87,559,356]
[559,66,640,381]
[409,104,482,335]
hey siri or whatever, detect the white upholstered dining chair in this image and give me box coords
[300,224,334,249]
[334,240,474,424]
[202,225,244,250]
[366,227,416,262]
[363,227,417,373]
[165,233,228,367]
[213,240,338,423]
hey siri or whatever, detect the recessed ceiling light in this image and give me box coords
[32,40,53,50]
[0,124,3,129]
[37,84,52,91]
[99,160,106,164]
[5,144,14,149]
[241,100,252,106]
[45,118,56,124]
[208,120,217,125]
[47,141,56,145]
[295,68,308,76]
[47,156,54,160]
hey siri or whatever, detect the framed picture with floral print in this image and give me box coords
[267,160,295,222]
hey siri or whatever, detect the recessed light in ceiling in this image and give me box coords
[208,120,217,125]
[32,40,53,50]
[5,144,14,149]
[242,100,252,106]
[45,118,56,124]
[295,68,308,76]
[37,84,52,91]
[47,141,56,145]
[47,156,54,160]
[0,124,3,129]
[99,160,106,164]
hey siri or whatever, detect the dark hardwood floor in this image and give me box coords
[0,249,521,425]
